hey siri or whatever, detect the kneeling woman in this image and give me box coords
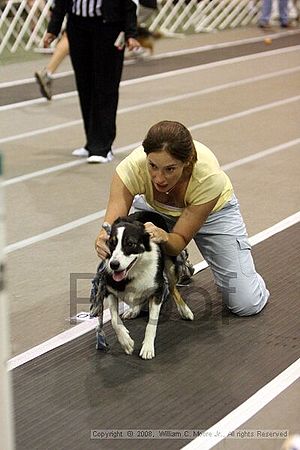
[95,120,269,316]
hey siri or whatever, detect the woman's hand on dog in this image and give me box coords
[144,222,169,244]
[126,37,141,51]
[95,230,111,259]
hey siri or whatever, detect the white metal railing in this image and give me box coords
[0,0,299,54]
[0,0,53,54]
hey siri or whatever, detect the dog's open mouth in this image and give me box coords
[112,257,137,282]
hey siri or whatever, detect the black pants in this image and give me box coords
[67,15,124,156]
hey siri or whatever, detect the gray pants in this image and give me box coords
[133,194,270,316]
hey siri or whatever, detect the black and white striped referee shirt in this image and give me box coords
[71,0,103,17]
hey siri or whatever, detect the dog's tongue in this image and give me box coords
[112,270,126,282]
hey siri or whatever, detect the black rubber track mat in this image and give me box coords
[2,32,300,106]
[12,223,300,450]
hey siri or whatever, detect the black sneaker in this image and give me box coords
[258,22,271,29]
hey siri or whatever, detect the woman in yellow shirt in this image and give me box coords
[95,120,269,316]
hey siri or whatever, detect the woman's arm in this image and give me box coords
[124,0,139,39]
[145,195,220,256]
[43,0,69,47]
[47,0,69,37]
[95,173,134,259]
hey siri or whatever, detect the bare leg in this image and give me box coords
[47,32,69,75]
[34,33,69,100]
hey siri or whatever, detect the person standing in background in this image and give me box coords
[258,0,290,28]
[43,0,140,163]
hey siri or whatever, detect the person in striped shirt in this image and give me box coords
[44,0,140,163]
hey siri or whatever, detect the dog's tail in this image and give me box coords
[136,27,163,55]
[164,257,194,321]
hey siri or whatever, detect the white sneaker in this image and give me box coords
[72,147,89,157]
[87,151,113,164]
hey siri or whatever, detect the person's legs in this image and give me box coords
[193,196,269,316]
[67,16,94,150]
[86,22,124,157]
[47,32,69,74]
[35,32,69,101]
[278,0,289,26]
[259,0,273,26]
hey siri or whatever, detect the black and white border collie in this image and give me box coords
[100,211,194,359]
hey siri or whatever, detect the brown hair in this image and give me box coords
[142,120,197,165]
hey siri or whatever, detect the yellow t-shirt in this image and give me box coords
[116,140,233,217]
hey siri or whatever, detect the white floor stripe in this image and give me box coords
[3,141,140,186]
[6,211,299,371]
[189,95,300,131]
[0,70,74,89]
[221,138,300,172]
[150,29,300,60]
[192,212,300,274]
[1,45,299,112]
[249,211,300,246]
[2,63,300,144]
[7,317,98,371]
[0,119,82,144]
[5,209,106,254]
[182,358,300,450]
[193,260,208,275]
[109,45,300,87]
[4,159,85,186]
[1,29,298,90]
[2,99,300,188]
[4,139,299,252]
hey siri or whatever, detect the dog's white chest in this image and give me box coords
[112,269,159,306]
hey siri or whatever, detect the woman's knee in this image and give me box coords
[219,274,270,316]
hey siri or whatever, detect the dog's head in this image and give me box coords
[107,219,152,282]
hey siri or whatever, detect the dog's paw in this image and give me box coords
[139,341,155,360]
[122,305,142,320]
[178,303,194,321]
[117,327,134,355]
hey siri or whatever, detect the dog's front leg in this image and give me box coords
[139,297,162,360]
[107,294,134,355]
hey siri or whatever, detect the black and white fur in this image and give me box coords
[101,211,194,359]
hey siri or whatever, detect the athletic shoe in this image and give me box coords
[87,151,114,164]
[72,147,89,157]
[34,68,52,100]
[258,22,271,29]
